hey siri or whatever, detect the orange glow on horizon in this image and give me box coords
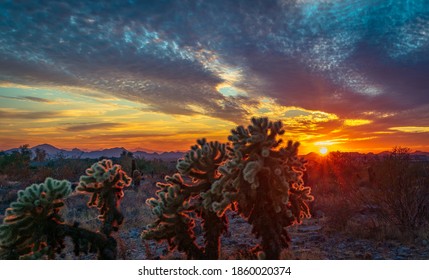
[2,85,429,154]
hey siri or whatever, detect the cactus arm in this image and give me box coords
[77,159,131,236]
[0,159,132,260]
[0,178,71,259]
[222,117,314,259]
[143,139,229,259]
[143,118,313,260]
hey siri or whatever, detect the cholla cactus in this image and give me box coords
[142,139,228,259]
[0,178,71,259]
[0,160,131,260]
[214,117,313,259]
[77,159,131,235]
[143,118,313,259]
[142,174,204,259]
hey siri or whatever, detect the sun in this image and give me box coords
[319,147,329,156]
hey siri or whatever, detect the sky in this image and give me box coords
[1,0,429,154]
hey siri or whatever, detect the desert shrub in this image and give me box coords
[117,151,134,175]
[115,156,175,179]
[132,169,142,189]
[316,192,358,232]
[0,145,32,182]
[142,117,313,259]
[0,159,131,259]
[327,152,366,191]
[50,158,98,182]
[367,147,429,232]
[0,152,99,185]
[306,152,364,232]
[29,166,55,184]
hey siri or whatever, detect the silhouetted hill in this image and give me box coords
[84,147,127,159]
[32,144,62,154]
[4,144,428,162]
[4,144,183,160]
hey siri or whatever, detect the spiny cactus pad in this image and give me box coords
[219,117,313,258]
[77,159,131,235]
[0,178,71,259]
[143,118,313,259]
[142,139,228,259]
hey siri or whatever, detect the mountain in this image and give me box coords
[4,144,183,161]
[303,152,321,161]
[5,144,428,162]
[376,151,391,157]
[84,147,128,159]
[69,148,85,158]
[32,144,65,155]
[414,151,429,156]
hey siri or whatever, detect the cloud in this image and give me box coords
[389,127,429,133]
[83,133,178,141]
[343,119,372,127]
[22,96,52,103]
[64,122,124,132]
[0,109,62,119]
[0,94,52,103]
[0,0,428,127]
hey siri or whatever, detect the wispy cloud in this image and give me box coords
[0,0,428,152]
[1,1,427,122]
[0,94,52,103]
[0,109,62,119]
[22,96,52,103]
[64,122,124,132]
[389,126,429,133]
[343,119,372,127]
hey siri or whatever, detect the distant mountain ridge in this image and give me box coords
[4,144,429,162]
[4,144,183,161]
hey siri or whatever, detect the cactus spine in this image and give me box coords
[219,117,313,259]
[77,159,131,235]
[142,139,228,259]
[143,117,313,259]
[0,159,131,259]
[0,178,71,259]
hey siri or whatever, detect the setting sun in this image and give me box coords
[319,147,329,156]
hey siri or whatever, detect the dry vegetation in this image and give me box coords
[308,147,429,243]
[1,144,428,259]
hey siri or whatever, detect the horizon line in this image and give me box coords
[1,143,428,155]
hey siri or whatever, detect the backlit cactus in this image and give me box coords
[218,117,314,259]
[142,139,228,259]
[0,178,71,259]
[143,117,313,259]
[0,159,131,260]
[142,174,204,259]
[77,159,132,235]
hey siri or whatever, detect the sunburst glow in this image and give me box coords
[319,147,329,156]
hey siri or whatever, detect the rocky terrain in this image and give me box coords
[116,215,429,260]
